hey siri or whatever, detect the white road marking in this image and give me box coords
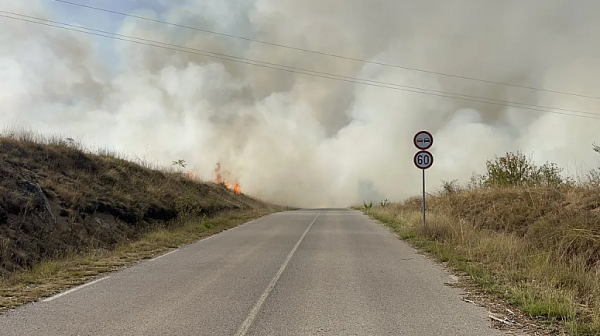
[41,217,267,304]
[149,249,178,261]
[224,224,245,232]
[43,276,109,302]
[234,212,322,336]
[157,217,258,252]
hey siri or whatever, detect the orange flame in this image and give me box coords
[232,181,242,194]
[215,163,242,194]
[187,171,200,181]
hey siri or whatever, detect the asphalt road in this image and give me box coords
[0,209,513,335]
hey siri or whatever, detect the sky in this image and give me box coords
[1,0,600,207]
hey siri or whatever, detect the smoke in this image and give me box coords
[1,0,600,207]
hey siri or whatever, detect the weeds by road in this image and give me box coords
[359,151,600,335]
[0,129,283,313]
[0,209,274,313]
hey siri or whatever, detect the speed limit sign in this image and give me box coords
[414,150,434,169]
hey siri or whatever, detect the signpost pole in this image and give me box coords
[422,169,426,229]
[413,130,433,230]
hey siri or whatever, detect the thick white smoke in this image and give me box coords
[1,0,600,207]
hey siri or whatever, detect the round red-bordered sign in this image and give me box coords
[414,150,434,169]
[413,131,433,150]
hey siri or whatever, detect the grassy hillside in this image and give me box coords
[0,131,281,285]
[360,152,600,335]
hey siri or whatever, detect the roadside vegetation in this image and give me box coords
[360,150,600,335]
[0,130,282,312]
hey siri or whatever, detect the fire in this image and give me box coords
[187,170,200,181]
[214,163,242,194]
[232,181,242,194]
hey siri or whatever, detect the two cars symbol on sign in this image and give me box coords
[413,131,433,150]
[413,130,434,169]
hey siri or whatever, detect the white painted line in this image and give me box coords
[198,233,220,243]
[149,249,178,262]
[147,216,266,259]
[176,222,248,252]
[176,218,260,252]
[234,212,322,336]
[226,224,245,231]
[198,217,260,240]
[42,217,266,303]
[43,276,109,302]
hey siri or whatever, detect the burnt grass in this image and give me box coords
[0,136,275,278]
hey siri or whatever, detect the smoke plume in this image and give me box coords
[1,0,600,207]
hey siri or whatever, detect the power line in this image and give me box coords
[1,11,600,121]
[8,10,598,119]
[50,0,600,101]
[2,11,598,121]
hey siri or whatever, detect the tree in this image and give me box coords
[172,159,187,168]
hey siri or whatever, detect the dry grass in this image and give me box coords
[361,186,600,335]
[0,129,284,312]
[0,130,281,275]
[0,209,272,313]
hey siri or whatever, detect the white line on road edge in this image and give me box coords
[42,276,109,302]
[234,212,322,336]
[173,218,257,252]
[194,217,257,243]
[42,217,264,303]
[149,249,178,261]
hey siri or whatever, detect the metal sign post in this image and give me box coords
[413,131,434,229]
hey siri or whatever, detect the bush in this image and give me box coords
[466,173,485,190]
[440,180,460,195]
[587,168,600,188]
[482,151,564,188]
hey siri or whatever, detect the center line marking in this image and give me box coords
[234,212,321,336]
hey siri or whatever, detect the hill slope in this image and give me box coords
[361,164,600,334]
[0,135,278,277]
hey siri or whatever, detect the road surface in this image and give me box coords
[0,209,513,335]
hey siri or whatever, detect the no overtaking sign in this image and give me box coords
[413,131,433,150]
[413,131,433,170]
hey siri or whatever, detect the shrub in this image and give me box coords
[440,180,460,195]
[466,173,485,190]
[482,151,564,188]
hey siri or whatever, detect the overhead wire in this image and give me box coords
[50,0,600,101]
[6,11,599,119]
[1,10,600,121]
